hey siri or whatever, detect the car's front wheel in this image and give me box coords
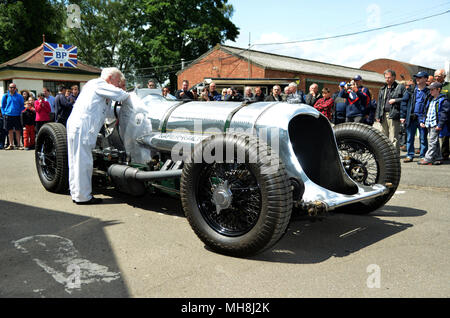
[180,133,293,257]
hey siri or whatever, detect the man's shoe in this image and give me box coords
[4,145,14,150]
[417,159,432,165]
[432,160,442,165]
[403,157,413,163]
[74,197,103,205]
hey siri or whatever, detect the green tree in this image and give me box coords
[126,0,239,90]
[0,0,65,63]
[62,0,136,71]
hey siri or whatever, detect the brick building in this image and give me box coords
[177,44,385,98]
[360,58,435,81]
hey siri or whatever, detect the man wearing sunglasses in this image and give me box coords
[1,83,25,150]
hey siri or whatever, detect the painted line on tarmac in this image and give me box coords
[12,234,121,294]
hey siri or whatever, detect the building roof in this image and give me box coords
[0,44,101,75]
[182,44,385,83]
[360,58,435,80]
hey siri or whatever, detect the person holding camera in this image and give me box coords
[176,80,195,100]
[341,80,366,123]
[55,84,75,126]
[34,93,51,135]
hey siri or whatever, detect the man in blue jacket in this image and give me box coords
[1,83,24,150]
[341,80,366,122]
[332,82,348,124]
[353,75,373,124]
[400,71,430,162]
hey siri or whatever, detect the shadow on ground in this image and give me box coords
[252,205,426,264]
[93,186,185,217]
[0,200,129,298]
[96,183,427,265]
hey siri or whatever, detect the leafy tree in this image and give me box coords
[62,0,136,71]
[1,0,239,91]
[0,0,65,63]
[126,0,239,90]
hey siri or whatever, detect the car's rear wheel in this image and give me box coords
[334,123,401,214]
[35,123,69,194]
[180,133,293,257]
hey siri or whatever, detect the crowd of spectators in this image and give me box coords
[176,77,376,125]
[0,84,79,150]
[175,69,449,165]
[3,70,448,167]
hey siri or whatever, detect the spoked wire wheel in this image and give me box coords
[37,133,58,181]
[196,162,262,237]
[35,123,69,193]
[334,123,401,214]
[181,133,293,257]
[338,139,379,186]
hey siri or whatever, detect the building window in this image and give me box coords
[43,81,80,96]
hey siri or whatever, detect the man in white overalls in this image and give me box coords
[67,67,130,204]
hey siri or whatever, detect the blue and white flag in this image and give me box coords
[44,42,78,68]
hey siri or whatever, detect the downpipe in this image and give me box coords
[107,164,182,196]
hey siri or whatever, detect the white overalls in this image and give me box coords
[66,78,129,203]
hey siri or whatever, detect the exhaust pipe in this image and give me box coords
[107,164,182,196]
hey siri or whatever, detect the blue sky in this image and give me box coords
[224,0,450,70]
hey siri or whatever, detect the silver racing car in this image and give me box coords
[35,88,400,257]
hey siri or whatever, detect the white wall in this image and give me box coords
[13,79,44,98]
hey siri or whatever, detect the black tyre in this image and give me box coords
[180,133,293,257]
[35,123,69,193]
[334,123,401,214]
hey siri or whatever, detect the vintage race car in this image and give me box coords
[35,88,400,257]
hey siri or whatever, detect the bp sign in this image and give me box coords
[44,42,78,68]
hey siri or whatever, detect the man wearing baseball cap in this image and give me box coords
[417,81,450,165]
[400,71,430,162]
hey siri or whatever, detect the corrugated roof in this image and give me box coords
[0,44,101,74]
[218,45,385,83]
[361,58,435,78]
